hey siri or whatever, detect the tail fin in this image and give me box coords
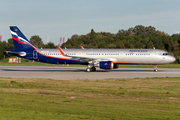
[10,26,36,50]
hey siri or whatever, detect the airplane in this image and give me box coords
[6,26,176,72]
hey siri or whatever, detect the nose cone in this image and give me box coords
[169,56,176,63]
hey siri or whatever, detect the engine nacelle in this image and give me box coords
[99,61,114,69]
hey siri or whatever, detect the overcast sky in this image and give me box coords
[0,0,180,44]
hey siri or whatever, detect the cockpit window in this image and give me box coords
[163,53,170,56]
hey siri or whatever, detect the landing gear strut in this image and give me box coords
[154,65,158,72]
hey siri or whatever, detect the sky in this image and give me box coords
[0,0,180,45]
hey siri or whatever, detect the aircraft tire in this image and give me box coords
[86,68,91,72]
[154,69,158,72]
[91,67,96,72]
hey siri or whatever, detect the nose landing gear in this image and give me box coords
[154,65,158,72]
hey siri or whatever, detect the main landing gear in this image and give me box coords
[154,65,158,72]
[86,65,96,72]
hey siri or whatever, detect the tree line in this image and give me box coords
[61,25,180,63]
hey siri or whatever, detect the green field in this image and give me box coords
[0,77,180,120]
[1,59,180,68]
[0,62,180,68]
[0,62,86,67]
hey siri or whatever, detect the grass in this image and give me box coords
[0,77,180,119]
[0,57,86,67]
[0,62,86,67]
[0,61,180,68]
[119,64,180,68]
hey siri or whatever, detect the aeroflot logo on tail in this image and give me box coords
[15,29,17,31]
[129,50,148,52]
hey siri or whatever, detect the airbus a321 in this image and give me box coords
[6,26,176,72]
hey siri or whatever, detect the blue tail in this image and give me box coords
[10,26,36,50]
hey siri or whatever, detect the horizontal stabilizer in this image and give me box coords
[5,51,26,56]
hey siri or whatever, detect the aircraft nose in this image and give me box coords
[169,56,176,63]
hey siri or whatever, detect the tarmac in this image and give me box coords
[1,66,180,80]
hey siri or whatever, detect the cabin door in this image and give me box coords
[119,51,124,61]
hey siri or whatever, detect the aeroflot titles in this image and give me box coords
[129,50,148,52]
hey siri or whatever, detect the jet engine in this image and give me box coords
[99,61,114,69]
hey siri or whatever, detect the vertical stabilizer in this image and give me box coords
[10,26,35,50]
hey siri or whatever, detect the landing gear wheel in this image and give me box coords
[154,69,158,72]
[91,67,96,72]
[154,65,158,72]
[86,68,91,72]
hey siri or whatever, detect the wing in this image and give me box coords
[57,46,116,63]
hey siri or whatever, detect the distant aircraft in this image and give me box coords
[6,26,175,72]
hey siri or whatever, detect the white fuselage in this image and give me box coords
[37,48,175,65]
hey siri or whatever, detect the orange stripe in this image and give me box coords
[111,61,113,69]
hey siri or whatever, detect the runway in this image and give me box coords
[0,66,180,79]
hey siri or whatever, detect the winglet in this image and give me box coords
[57,46,65,55]
[80,46,84,49]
